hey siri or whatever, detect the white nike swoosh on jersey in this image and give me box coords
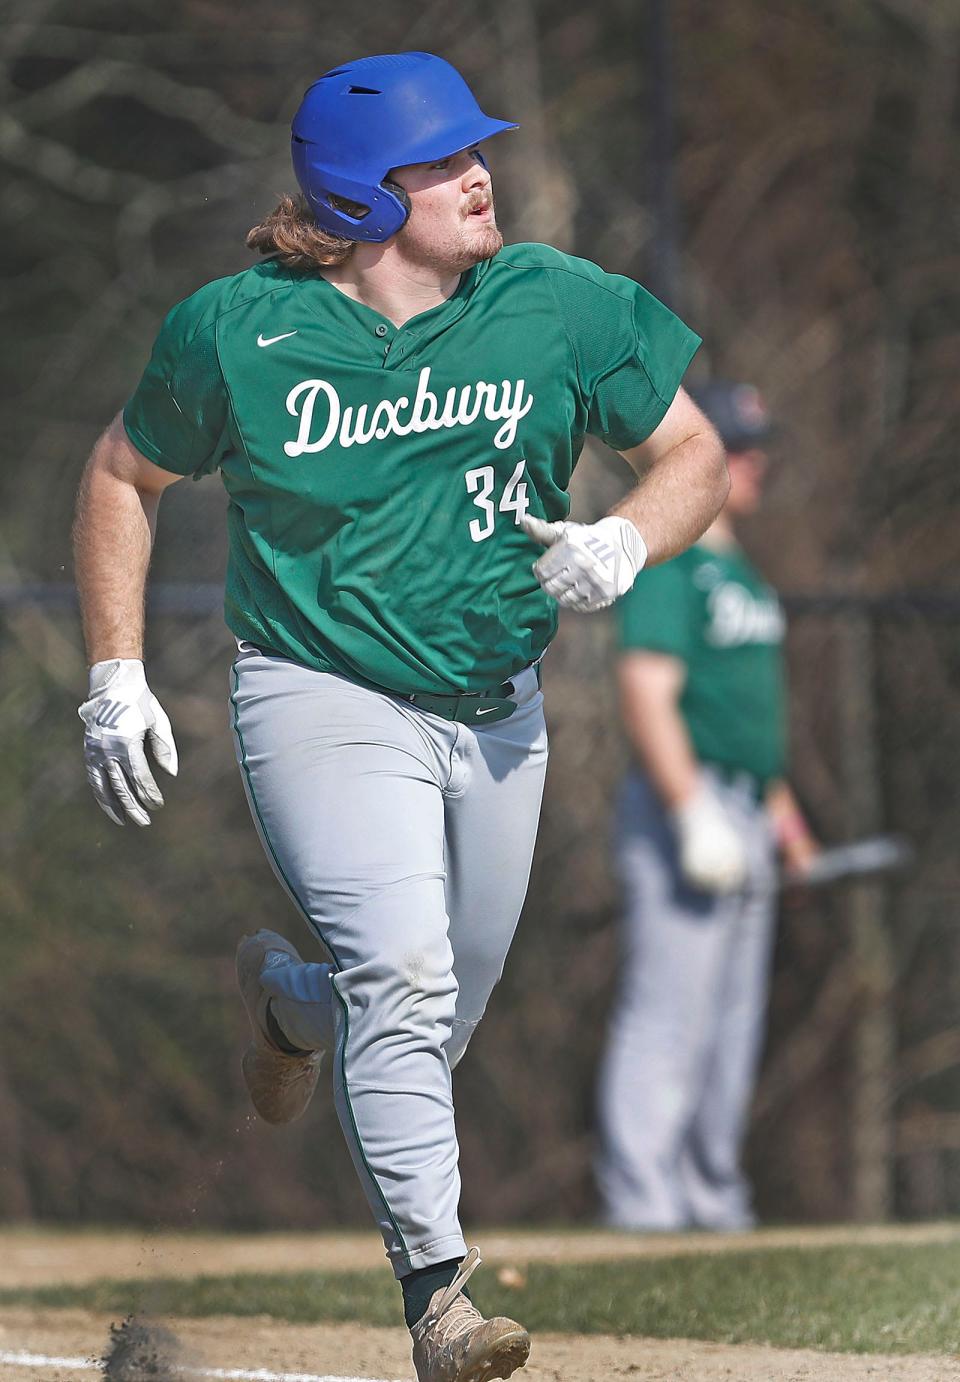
[476,706,499,715]
[257,331,298,347]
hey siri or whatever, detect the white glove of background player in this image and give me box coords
[672,785,748,894]
[78,658,178,827]
[521,514,647,612]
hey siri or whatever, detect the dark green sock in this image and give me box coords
[401,1257,471,1329]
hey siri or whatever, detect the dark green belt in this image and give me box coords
[398,663,542,726]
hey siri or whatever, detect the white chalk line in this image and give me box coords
[0,1349,405,1382]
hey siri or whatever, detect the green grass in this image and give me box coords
[3,1242,960,1355]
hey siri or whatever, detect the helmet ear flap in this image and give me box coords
[382,178,412,221]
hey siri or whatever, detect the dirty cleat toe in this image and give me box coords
[411,1248,530,1382]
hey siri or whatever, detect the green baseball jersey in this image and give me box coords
[124,243,699,694]
[618,544,787,783]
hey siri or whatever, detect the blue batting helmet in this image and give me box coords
[291,52,518,244]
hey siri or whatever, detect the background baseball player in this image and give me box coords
[595,380,819,1233]
[73,52,728,1382]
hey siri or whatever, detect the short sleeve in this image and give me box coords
[123,297,230,478]
[617,556,696,662]
[551,256,700,450]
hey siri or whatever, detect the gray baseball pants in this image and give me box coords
[596,768,777,1231]
[229,650,548,1277]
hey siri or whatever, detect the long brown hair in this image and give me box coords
[246,194,356,270]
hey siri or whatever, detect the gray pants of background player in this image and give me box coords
[596,768,777,1231]
[229,650,548,1277]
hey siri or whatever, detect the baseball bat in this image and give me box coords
[780,834,914,890]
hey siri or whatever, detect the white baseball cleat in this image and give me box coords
[236,929,323,1124]
[411,1247,531,1382]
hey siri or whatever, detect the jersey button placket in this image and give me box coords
[374,322,392,363]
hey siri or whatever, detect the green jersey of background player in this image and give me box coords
[73,52,728,1382]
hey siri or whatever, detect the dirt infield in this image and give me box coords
[1,1306,959,1382]
[2,1226,960,1381]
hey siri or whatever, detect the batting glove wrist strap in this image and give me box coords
[79,659,178,829]
[596,515,648,580]
[88,656,145,697]
[521,513,648,613]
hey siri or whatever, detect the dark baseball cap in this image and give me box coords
[689,381,776,452]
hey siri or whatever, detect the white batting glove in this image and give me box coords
[521,514,647,612]
[78,659,178,828]
[672,785,748,894]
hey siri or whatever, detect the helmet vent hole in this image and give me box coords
[348,85,381,95]
[328,193,371,221]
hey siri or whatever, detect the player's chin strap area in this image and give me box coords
[398,660,542,726]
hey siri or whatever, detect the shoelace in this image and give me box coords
[412,1246,483,1346]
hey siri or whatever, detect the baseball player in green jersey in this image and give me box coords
[73,53,728,1382]
[596,381,819,1233]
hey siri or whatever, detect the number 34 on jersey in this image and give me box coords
[464,460,529,542]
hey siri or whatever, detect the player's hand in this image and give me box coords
[765,783,821,882]
[780,831,821,881]
[78,658,178,827]
[672,785,748,894]
[521,514,647,612]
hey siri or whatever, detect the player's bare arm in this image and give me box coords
[618,651,698,808]
[618,648,747,893]
[74,416,181,827]
[765,778,820,874]
[614,387,728,565]
[521,391,726,613]
[74,414,182,662]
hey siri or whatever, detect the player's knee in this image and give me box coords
[335,948,459,1046]
[393,949,458,1032]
